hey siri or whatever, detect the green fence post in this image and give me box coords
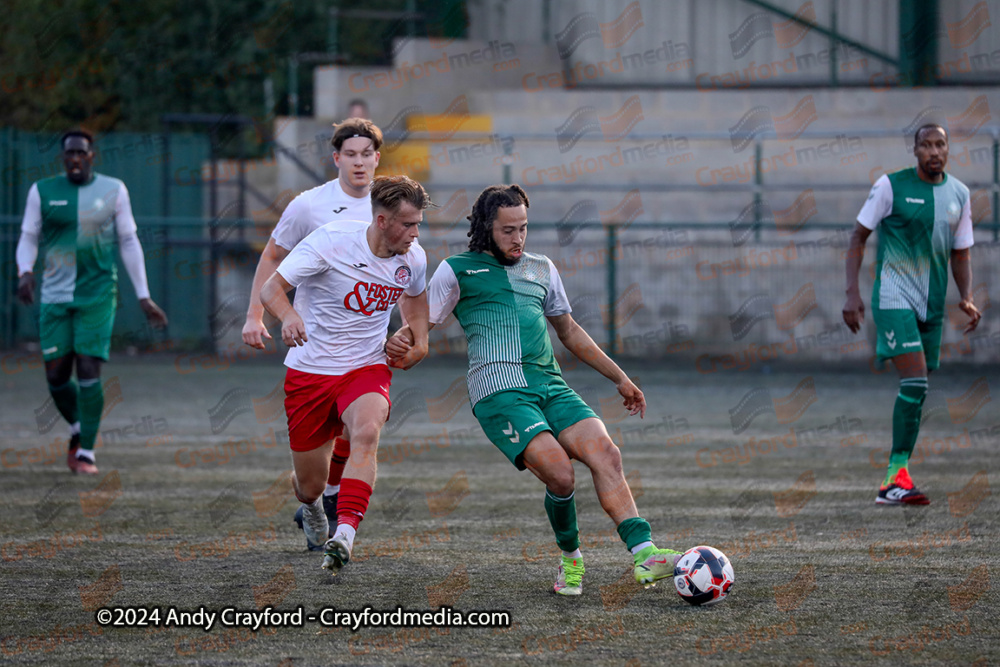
[607,224,618,356]
[754,141,763,241]
[993,133,999,242]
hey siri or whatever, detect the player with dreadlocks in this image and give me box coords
[386,184,686,596]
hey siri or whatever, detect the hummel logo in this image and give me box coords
[886,330,897,350]
[502,422,520,444]
[886,487,908,501]
[333,206,348,213]
[902,341,921,348]
[905,197,925,204]
[525,421,545,433]
[353,263,368,269]
[466,268,490,275]
[49,200,68,206]
[886,330,895,340]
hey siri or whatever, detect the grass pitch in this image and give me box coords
[1,355,998,666]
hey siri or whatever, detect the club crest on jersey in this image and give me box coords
[394,265,412,287]
[344,282,405,316]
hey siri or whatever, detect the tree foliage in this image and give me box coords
[0,0,465,138]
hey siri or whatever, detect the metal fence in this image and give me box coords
[3,125,999,367]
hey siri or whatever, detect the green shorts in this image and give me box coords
[39,293,117,362]
[872,308,943,371]
[472,381,597,470]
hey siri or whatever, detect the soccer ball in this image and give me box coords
[673,545,734,606]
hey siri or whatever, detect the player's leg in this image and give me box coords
[73,355,104,474]
[40,302,81,470]
[284,368,342,550]
[520,432,586,595]
[70,293,117,474]
[556,415,681,588]
[873,309,930,505]
[293,433,347,548]
[321,363,393,574]
[324,392,389,573]
[474,387,584,595]
[291,441,335,548]
[326,435,350,510]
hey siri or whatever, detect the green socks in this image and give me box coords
[48,379,79,425]
[884,377,928,485]
[78,378,105,451]
[616,516,653,552]
[544,489,580,552]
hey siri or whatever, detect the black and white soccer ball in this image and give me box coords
[673,545,735,606]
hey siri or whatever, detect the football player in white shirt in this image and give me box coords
[243,117,382,550]
[260,175,431,574]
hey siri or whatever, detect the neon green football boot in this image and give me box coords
[633,546,682,588]
[554,555,585,596]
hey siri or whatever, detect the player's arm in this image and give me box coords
[386,260,456,360]
[243,194,308,349]
[243,238,291,349]
[15,183,41,305]
[548,313,645,418]
[261,234,330,347]
[390,290,430,370]
[843,223,873,333]
[844,175,890,334]
[115,183,168,328]
[260,270,307,347]
[951,197,980,334]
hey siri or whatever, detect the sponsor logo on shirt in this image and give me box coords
[48,200,68,206]
[394,265,412,287]
[905,197,925,204]
[344,282,405,316]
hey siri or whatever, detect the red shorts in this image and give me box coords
[284,364,392,453]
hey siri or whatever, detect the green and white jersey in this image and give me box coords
[857,168,973,322]
[19,173,140,305]
[428,251,572,407]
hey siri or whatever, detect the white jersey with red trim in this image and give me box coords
[271,178,372,251]
[276,224,426,375]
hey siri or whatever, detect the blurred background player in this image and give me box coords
[843,124,980,506]
[242,117,383,550]
[387,184,682,596]
[15,129,168,474]
[346,98,371,120]
[260,175,430,574]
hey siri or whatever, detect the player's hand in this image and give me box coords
[842,292,865,333]
[17,273,35,306]
[281,311,308,347]
[389,341,428,371]
[958,298,981,334]
[242,317,272,350]
[384,326,414,359]
[139,298,168,329]
[616,378,646,419]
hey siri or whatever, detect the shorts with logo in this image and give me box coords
[39,292,118,361]
[284,364,392,452]
[872,308,943,371]
[472,380,597,470]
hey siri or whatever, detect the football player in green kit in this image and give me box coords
[387,184,683,597]
[16,130,168,474]
[843,124,981,505]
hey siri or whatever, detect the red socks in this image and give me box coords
[328,437,350,486]
[336,478,373,530]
